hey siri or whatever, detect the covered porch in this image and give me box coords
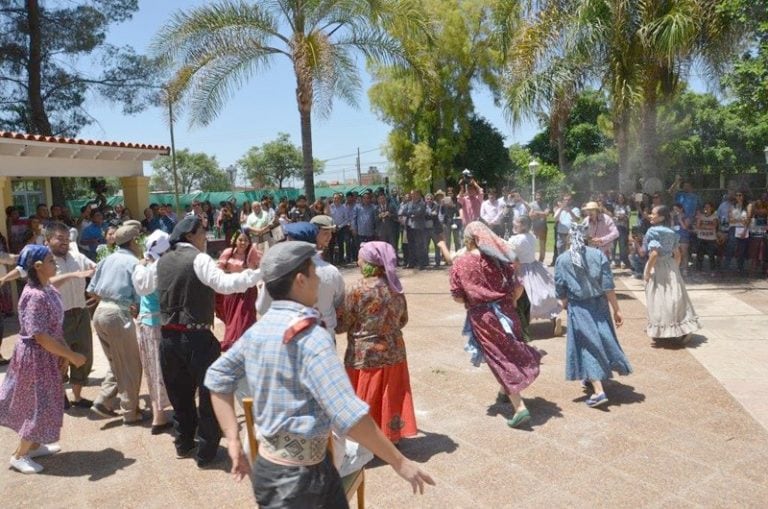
[0,131,169,238]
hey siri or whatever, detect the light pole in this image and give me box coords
[528,160,540,199]
[165,89,181,218]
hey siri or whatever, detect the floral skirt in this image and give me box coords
[137,323,170,410]
[0,338,63,443]
[346,361,418,442]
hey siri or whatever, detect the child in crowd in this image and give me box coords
[695,202,719,273]
[628,226,647,279]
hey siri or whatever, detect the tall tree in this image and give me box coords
[369,0,512,189]
[237,133,324,189]
[151,149,230,194]
[505,0,746,191]
[453,116,510,189]
[153,0,424,202]
[0,0,159,203]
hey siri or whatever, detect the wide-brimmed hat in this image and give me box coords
[434,189,445,197]
[581,201,601,212]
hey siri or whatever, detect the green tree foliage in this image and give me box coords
[153,0,424,202]
[504,0,747,191]
[370,0,510,190]
[528,91,612,170]
[508,144,564,200]
[151,149,230,194]
[237,133,324,189]
[656,91,768,178]
[721,0,768,150]
[0,0,159,203]
[453,116,511,190]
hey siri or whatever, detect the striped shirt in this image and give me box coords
[204,300,369,439]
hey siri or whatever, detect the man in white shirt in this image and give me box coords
[553,193,581,264]
[257,217,345,339]
[153,216,262,466]
[480,189,506,237]
[46,222,97,407]
[246,201,271,252]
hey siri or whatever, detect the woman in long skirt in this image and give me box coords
[216,230,261,351]
[449,222,541,428]
[644,205,701,342]
[337,241,417,443]
[555,224,632,407]
[132,231,172,434]
[0,245,86,474]
[507,215,563,339]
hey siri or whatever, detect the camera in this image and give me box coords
[461,169,472,188]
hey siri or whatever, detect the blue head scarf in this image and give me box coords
[18,244,51,270]
[282,222,318,244]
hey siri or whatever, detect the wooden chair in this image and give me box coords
[242,398,365,509]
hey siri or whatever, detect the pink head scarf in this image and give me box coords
[358,241,403,294]
[463,221,516,264]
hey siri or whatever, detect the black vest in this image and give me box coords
[157,244,215,326]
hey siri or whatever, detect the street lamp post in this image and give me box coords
[166,91,182,218]
[528,160,540,199]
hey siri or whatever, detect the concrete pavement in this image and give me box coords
[1,266,767,508]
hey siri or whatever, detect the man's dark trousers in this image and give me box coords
[160,328,222,463]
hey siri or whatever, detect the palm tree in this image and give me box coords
[504,0,745,191]
[152,0,422,201]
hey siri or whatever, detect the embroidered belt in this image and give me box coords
[161,323,212,332]
[258,432,327,466]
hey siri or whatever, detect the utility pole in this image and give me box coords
[356,147,362,185]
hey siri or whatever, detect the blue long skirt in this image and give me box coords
[565,295,632,381]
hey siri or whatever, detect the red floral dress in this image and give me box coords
[450,253,541,393]
[338,277,417,442]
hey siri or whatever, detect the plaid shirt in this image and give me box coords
[204,300,369,439]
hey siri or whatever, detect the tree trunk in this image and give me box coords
[615,114,633,193]
[556,127,567,173]
[639,97,659,183]
[26,0,66,205]
[299,105,314,202]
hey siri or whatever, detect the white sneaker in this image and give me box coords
[9,455,43,474]
[28,443,61,458]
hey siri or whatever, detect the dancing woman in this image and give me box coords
[0,245,86,474]
[644,205,701,342]
[449,222,541,428]
[555,224,631,407]
[338,241,417,443]
[216,230,261,352]
[507,215,563,339]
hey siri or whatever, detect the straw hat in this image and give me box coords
[581,201,601,212]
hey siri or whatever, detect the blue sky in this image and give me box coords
[77,0,539,185]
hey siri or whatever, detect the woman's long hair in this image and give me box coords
[223,231,253,268]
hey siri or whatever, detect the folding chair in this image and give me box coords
[242,397,365,509]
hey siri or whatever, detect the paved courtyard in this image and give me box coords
[1,266,767,508]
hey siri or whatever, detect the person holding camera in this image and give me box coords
[457,170,484,225]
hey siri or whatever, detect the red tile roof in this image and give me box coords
[0,131,170,152]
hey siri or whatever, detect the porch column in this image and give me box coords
[120,176,151,220]
[0,177,9,239]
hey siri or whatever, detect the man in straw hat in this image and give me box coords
[581,201,619,259]
[156,215,261,467]
[87,221,144,423]
[205,241,434,508]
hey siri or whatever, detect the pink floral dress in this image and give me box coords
[0,284,66,443]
